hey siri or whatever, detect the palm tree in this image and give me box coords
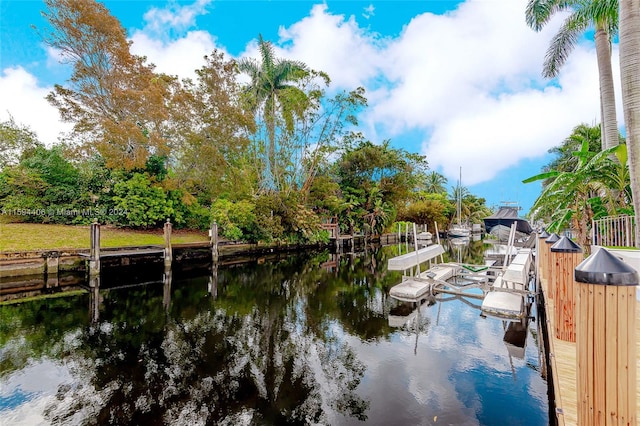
[526,0,619,151]
[524,142,629,246]
[542,123,602,187]
[618,0,640,247]
[238,34,309,190]
[423,171,448,194]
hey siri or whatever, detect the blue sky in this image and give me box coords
[0,0,623,215]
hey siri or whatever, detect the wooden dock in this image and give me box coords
[541,276,640,425]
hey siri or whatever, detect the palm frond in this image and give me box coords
[522,170,560,183]
[543,12,589,78]
[526,0,572,30]
[257,34,275,73]
[578,0,619,36]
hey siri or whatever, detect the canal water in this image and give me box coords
[0,242,550,425]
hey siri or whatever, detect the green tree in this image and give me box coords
[111,173,175,228]
[397,195,451,232]
[421,171,448,194]
[0,146,82,222]
[544,123,602,176]
[619,0,640,246]
[39,0,176,169]
[238,34,309,190]
[170,51,256,201]
[526,0,619,151]
[334,138,428,236]
[524,142,630,246]
[0,117,42,170]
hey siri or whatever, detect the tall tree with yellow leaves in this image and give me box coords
[39,0,175,169]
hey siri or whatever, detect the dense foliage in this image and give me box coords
[524,123,631,246]
[0,0,493,243]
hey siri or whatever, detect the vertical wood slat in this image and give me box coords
[587,284,595,424]
[549,248,556,301]
[593,285,606,424]
[577,284,589,423]
[627,287,637,425]
[605,285,618,425]
[615,289,635,424]
[546,235,560,300]
[554,252,582,342]
[539,234,549,282]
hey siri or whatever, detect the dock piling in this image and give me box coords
[89,221,101,276]
[544,233,560,299]
[537,230,550,283]
[574,247,638,425]
[211,221,219,262]
[163,219,172,267]
[550,236,583,342]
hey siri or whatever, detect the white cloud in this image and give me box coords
[129,0,225,80]
[5,0,621,198]
[363,4,375,20]
[0,66,71,146]
[263,0,616,187]
[275,4,384,90]
[130,30,222,80]
[141,0,212,36]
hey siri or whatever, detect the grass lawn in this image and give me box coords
[0,223,209,252]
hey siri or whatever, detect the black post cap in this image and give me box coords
[574,247,639,286]
[545,233,560,244]
[550,236,583,253]
[539,230,550,238]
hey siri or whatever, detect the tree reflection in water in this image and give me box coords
[38,248,403,425]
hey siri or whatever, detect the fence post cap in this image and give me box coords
[550,236,582,253]
[545,233,560,244]
[539,229,550,238]
[574,247,639,286]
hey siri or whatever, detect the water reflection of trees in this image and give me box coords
[39,249,408,424]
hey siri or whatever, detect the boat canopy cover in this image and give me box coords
[483,207,533,234]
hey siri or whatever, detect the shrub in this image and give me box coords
[112,173,173,228]
[211,198,262,242]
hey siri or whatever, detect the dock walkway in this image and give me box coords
[541,276,640,425]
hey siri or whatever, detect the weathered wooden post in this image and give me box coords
[544,233,560,299]
[45,251,60,275]
[210,221,219,263]
[89,221,101,276]
[45,251,60,288]
[574,248,638,425]
[550,236,583,342]
[163,219,172,267]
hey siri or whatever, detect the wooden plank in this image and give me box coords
[605,285,618,425]
[548,251,556,300]
[593,285,606,424]
[620,287,640,425]
[577,284,589,425]
[587,284,595,424]
[627,290,640,424]
[616,287,628,425]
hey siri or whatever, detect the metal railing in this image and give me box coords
[591,214,636,248]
